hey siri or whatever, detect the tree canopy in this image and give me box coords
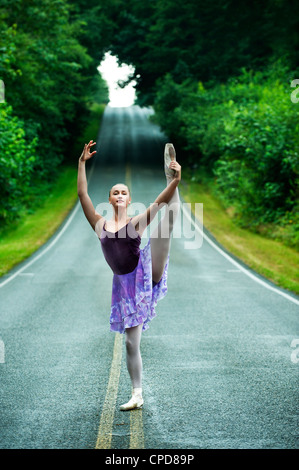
[100,0,299,103]
[1,0,298,239]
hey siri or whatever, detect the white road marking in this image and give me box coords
[182,204,299,306]
[0,160,96,289]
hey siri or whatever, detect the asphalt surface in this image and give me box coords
[0,105,298,450]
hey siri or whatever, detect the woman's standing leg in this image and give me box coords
[151,144,180,283]
[120,324,144,410]
[125,324,143,388]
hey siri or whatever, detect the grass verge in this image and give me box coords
[0,103,105,277]
[181,177,299,296]
[0,166,78,276]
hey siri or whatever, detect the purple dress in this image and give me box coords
[100,220,169,333]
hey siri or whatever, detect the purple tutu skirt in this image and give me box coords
[110,239,169,333]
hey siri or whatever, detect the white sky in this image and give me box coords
[98,52,136,107]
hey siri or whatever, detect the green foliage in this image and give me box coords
[0,103,37,223]
[0,0,109,229]
[212,65,299,228]
[153,62,299,240]
[0,0,94,168]
[90,74,109,106]
[106,0,299,104]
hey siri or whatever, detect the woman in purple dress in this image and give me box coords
[77,140,181,410]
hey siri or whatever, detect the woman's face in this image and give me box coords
[109,184,131,209]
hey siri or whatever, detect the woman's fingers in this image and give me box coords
[80,141,97,160]
[87,140,96,149]
[84,141,97,156]
[169,161,181,170]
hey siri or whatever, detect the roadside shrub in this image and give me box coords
[0,103,37,225]
[153,62,299,233]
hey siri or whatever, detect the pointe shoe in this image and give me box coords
[120,390,144,411]
[164,143,176,178]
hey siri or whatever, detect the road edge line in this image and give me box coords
[182,203,299,306]
[0,160,96,289]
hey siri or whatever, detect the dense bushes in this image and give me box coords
[0,0,109,227]
[152,62,299,246]
[0,103,38,222]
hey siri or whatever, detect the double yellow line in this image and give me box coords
[95,164,144,450]
[95,333,144,449]
[95,333,123,449]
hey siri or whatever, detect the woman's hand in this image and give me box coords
[169,161,181,182]
[79,140,97,162]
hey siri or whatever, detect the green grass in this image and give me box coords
[181,177,299,295]
[0,166,78,276]
[0,103,106,277]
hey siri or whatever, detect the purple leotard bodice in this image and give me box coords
[100,220,141,275]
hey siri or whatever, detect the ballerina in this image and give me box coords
[77,141,181,410]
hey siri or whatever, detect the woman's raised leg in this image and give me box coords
[150,144,180,284]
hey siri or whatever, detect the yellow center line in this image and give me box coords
[126,161,145,450]
[130,409,144,449]
[95,333,123,449]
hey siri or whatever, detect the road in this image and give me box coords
[0,105,298,450]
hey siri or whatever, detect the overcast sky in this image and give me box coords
[98,52,136,107]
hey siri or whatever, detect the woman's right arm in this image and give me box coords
[77,141,103,233]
